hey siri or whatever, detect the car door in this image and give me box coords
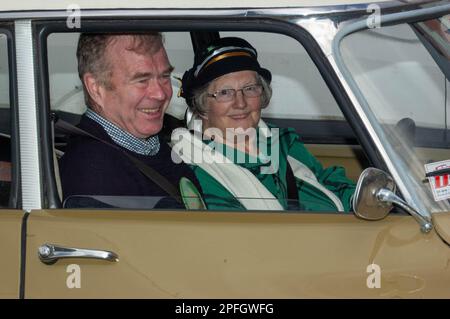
[23,209,450,298]
[19,10,450,298]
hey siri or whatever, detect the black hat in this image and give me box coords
[181,37,271,106]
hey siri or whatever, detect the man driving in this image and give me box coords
[59,33,201,208]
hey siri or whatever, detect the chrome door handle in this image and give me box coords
[38,243,119,265]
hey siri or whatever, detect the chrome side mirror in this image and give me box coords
[353,168,395,221]
[353,168,432,233]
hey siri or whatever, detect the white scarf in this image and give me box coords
[171,114,344,211]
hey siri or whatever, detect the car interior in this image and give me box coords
[2,28,377,209]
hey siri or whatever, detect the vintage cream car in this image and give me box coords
[0,0,449,298]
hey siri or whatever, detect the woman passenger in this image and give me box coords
[172,37,356,211]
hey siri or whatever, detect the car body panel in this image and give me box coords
[432,213,450,246]
[0,211,23,299]
[25,209,450,298]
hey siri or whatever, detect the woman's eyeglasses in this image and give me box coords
[207,84,263,103]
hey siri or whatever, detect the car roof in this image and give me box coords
[0,0,410,12]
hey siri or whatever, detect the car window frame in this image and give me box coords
[333,4,450,220]
[35,14,387,209]
[0,23,20,209]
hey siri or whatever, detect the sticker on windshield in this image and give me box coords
[425,160,450,201]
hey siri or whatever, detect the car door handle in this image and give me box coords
[38,243,119,265]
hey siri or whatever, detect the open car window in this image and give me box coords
[48,30,369,211]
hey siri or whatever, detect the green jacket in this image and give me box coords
[190,124,356,212]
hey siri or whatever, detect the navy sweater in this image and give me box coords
[59,115,199,207]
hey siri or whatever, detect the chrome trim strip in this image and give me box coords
[0,1,440,21]
[15,20,42,210]
[331,4,450,219]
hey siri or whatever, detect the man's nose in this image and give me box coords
[147,79,170,100]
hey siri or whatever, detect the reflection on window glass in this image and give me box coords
[342,23,446,132]
[416,14,450,62]
[0,33,11,207]
[340,15,450,213]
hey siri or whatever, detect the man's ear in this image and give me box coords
[83,73,105,109]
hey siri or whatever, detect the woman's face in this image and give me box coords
[202,70,262,138]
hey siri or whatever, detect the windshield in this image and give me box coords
[340,13,450,214]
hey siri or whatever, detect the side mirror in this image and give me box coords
[353,168,433,233]
[353,168,395,221]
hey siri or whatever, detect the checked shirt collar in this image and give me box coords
[86,108,160,156]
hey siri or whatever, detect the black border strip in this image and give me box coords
[0,24,21,209]
[19,211,29,299]
[34,16,387,208]
[34,25,57,208]
[8,25,21,210]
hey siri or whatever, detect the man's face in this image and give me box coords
[95,37,173,139]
